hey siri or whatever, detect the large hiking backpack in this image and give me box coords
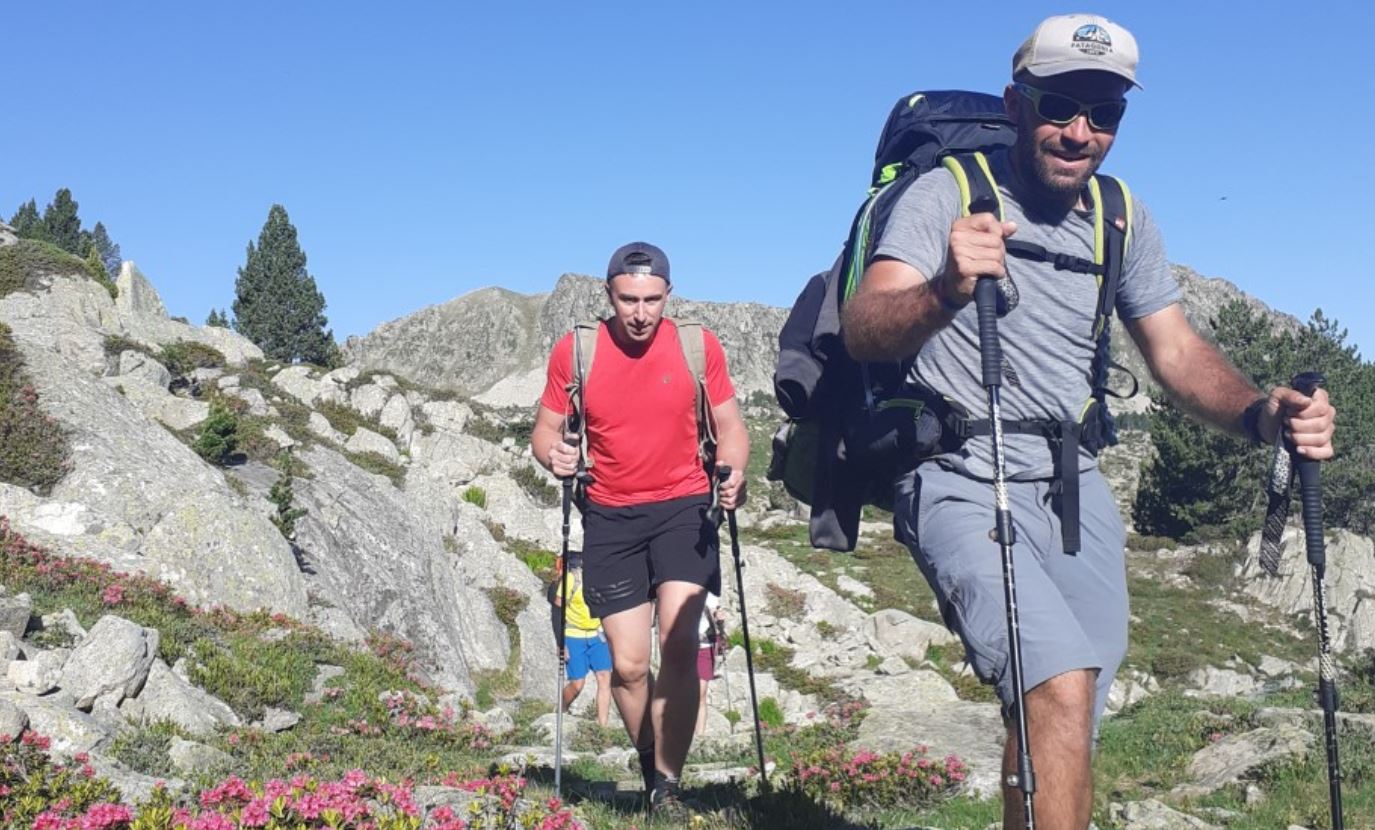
[564,319,718,504]
[768,89,1134,552]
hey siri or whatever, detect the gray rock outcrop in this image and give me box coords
[345,274,786,402]
[1239,527,1375,655]
[58,615,159,710]
[119,659,240,736]
[0,270,307,617]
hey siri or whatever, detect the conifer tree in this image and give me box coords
[90,222,122,279]
[9,200,41,239]
[40,188,84,255]
[231,204,337,365]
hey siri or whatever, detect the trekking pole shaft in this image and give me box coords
[975,274,1035,825]
[1288,370,1342,828]
[729,508,768,786]
[554,475,573,798]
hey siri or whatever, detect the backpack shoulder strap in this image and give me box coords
[674,320,718,466]
[941,151,1003,219]
[566,321,601,471]
[1087,174,1131,342]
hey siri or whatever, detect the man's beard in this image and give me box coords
[1014,136,1103,205]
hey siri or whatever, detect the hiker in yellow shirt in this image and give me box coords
[550,552,612,726]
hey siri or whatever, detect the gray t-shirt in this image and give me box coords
[873,151,1181,480]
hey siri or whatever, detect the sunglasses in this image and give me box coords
[1013,83,1127,131]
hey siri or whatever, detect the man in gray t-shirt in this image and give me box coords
[843,14,1336,830]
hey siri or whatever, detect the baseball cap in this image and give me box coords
[606,241,670,283]
[1013,14,1141,88]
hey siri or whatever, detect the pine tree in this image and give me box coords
[1133,301,1375,539]
[40,188,84,255]
[9,200,41,239]
[206,309,230,328]
[90,222,122,279]
[232,204,337,365]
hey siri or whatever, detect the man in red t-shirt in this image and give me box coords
[531,241,749,816]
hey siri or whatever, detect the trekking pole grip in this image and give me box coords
[708,465,732,525]
[974,278,1002,389]
[1290,372,1327,569]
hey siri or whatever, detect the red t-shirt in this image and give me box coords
[540,318,736,507]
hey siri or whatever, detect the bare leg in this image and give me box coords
[601,602,656,751]
[594,669,612,727]
[561,677,586,713]
[696,677,710,735]
[652,581,707,778]
[1002,668,1097,830]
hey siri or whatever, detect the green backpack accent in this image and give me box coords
[565,320,718,488]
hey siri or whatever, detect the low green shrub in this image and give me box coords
[0,239,89,298]
[345,450,406,487]
[785,743,966,811]
[0,323,72,495]
[159,340,226,377]
[512,464,558,507]
[0,732,122,830]
[193,400,239,465]
[462,485,487,508]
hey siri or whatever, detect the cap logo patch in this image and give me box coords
[1072,24,1113,56]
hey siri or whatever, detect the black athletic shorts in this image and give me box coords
[581,492,721,619]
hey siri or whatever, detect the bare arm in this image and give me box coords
[844,213,1017,361]
[530,404,579,478]
[1126,304,1335,458]
[842,258,955,360]
[710,396,750,509]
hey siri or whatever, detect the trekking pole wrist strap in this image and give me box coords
[1241,396,1268,446]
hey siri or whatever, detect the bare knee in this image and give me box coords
[613,654,650,687]
[1023,669,1096,734]
[658,627,700,668]
[567,678,586,695]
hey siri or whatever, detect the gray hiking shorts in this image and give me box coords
[894,463,1128,727]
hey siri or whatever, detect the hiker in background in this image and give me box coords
[548,552,612,726]
[842,14,1335,830]
[694,591,725,736]
[530,242,749,818]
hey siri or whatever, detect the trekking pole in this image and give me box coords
[553,428,583,799]
[971,241,1036,826]
[714,465,769,790]
[1292,372,1344,830]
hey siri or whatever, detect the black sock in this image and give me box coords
[638,745,656,792]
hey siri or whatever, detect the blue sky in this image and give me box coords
[4,1,1372,357]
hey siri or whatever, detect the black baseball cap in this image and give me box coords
[606,241,670,284]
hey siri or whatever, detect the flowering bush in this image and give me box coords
[8,740,580,830]
[786,743,966,811]
[0,731,122,830]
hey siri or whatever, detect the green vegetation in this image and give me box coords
[1135,302,1375,540]
[0,238,92,298]
[344,450,406,487]
[0,323,72,495]
[232,203,339,367]
[268,449,307,539]
[316,398,398,443]
[461,484,487,508]
[512,464,559,507]
[192,400,240,465]
[159,340,227,377]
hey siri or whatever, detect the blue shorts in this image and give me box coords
[894,463,1128,728]
[565,633,611,681]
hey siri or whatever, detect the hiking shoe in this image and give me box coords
[648,773,692,822]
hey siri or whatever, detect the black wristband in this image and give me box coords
[1241,397,1268,446]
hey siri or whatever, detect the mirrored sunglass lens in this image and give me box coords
[1090,102,1126,129]
[1035,92,1082,123]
